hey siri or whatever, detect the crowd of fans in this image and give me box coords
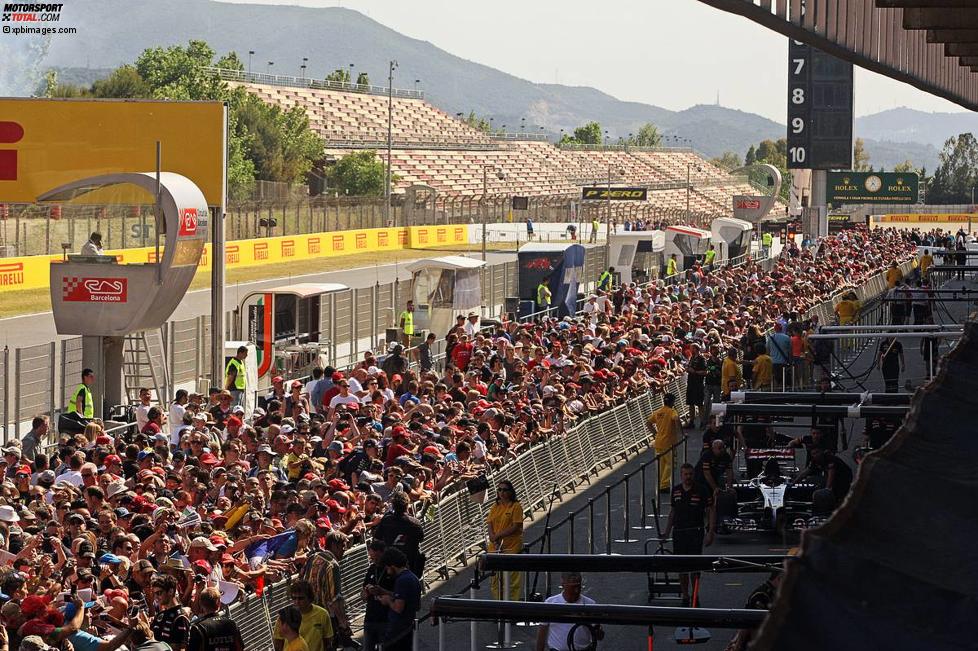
[0,226,914,651]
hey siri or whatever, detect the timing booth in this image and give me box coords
[238,283,348,387]
[404,255,486,336]
[710,217,753,262]
[664,225,711,271]
[45,172,208,415]
[608,231,665,285]
[517,242,586,318]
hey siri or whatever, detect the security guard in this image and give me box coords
[761,231,773,256]
[597,266,614,292]
[536,275,553,319]
[399,300,415,347]
[224,345,248,407]
[590,217,600,243]
[704,244,717,267]
[68,368,96,420]
[188,587,244,651]
[666,253,679,277]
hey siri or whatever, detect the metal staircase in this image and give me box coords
[123,329,169,405]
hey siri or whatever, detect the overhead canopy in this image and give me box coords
[695,1,978,113]
[666,225,711,239]
[753,322,978,650]
[518,242,581,253]
[609,231,666,249]
[247,283,349,299]
[403,255,486,273]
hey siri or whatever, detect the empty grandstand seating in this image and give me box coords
[235,79,784,218]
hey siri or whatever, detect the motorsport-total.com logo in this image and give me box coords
[2,2,63,21]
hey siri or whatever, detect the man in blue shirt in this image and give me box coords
[373,548,421,651]
[766,323,792,390]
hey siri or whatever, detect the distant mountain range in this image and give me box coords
[35,0,968,172]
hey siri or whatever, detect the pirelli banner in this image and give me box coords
[0,224,469,292]
[581,186,648,201]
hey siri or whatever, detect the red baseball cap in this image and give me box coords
[200,453,219,466]
[103,454,122,466]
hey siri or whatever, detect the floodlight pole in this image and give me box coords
[385,60,397,227]
[606,164,612,262]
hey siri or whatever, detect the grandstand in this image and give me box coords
[226,72,783,219]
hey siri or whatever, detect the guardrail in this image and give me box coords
[223,374,694,650]
[206,66,425,99]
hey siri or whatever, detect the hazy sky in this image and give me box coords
[223,0,967,122]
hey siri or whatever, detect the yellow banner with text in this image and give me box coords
[0,224,469,292]
[879,213,976,223]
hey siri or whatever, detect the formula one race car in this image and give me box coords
[738,446,799,479]
[717,464,832,535]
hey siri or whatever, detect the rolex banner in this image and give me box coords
[826,172,919,204]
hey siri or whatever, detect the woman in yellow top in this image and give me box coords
[919,250,934,278]
[885,261,903,288]
[647,393,682,491]
[721,347,743,399]
[834,291,860,325]
[487,480,524,601]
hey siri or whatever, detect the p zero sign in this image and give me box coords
[787,35,853,170]
[581,187,648,201]
[62,277,128,303]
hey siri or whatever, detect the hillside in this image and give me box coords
[35,0,960,170]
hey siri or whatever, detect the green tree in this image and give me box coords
[325,68,351,84]
[326,150,397,196]
[135,40,227,101]
[745,145,757,166]
[216,52,244,72]
[853,138,871,172]
[463,111,491,134]
[710,151,742,172]
[355,72,370,87]
[91,65,151,98]
[633,122,661,147]
[573,122,603,145]
[928,133,978,204]
[42,70,85,98]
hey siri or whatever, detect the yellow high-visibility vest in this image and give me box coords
[400,310,414,335]
[225,357,246,390]
[69,384,94,419]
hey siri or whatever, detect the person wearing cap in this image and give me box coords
[225,346,249,409]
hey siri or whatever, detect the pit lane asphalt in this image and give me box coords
[413,275,975,650]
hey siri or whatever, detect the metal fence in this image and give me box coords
[0,193,725,256]
[224,374,692,651]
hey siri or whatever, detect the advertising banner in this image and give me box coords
[581,187,648,201]
[826,172,919,204]
[1,224,471,292]
[0,98,225,206]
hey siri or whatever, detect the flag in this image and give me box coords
[245,530,295,568]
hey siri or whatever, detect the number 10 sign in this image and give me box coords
[787,37,854,171]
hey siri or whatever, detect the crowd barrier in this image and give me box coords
[0,224,472,292]
[223,376,692,650]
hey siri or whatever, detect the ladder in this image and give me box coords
[123,329,169,405]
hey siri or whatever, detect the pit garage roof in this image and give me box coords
[697,0,978,112]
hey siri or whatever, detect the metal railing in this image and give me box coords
[224,374,693,650]
[206,66,425,99]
